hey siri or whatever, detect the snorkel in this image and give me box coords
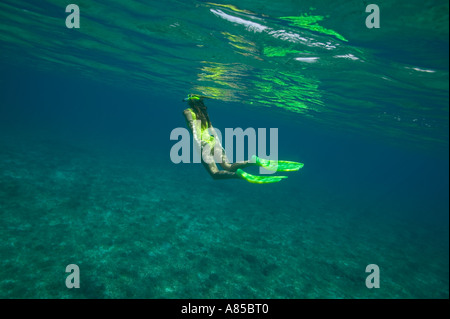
[182,94,202,102]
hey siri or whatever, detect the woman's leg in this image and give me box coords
[218,148,257,172]
[202,153,240,180]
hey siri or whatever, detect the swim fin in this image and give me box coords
[252,155,304,172]
[236,169,288,184]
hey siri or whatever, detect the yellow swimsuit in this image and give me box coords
[188,108,216,150]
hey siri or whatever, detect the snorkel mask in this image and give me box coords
[182,94,202,102]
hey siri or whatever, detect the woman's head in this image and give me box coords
[185,94,211,127]
[187,96,206,109]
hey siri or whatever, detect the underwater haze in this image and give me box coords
[0,0,448,298]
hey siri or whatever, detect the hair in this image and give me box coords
[188,98,212,128]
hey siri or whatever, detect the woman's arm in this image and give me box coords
[183,109,203,152]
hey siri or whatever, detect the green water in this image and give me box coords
[0,0,448,299]
[0,0,448,146]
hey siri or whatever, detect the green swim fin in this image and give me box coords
[252,155,304,172]
[236,169,288,184]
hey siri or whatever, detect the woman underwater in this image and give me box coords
[182,94,303,184]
